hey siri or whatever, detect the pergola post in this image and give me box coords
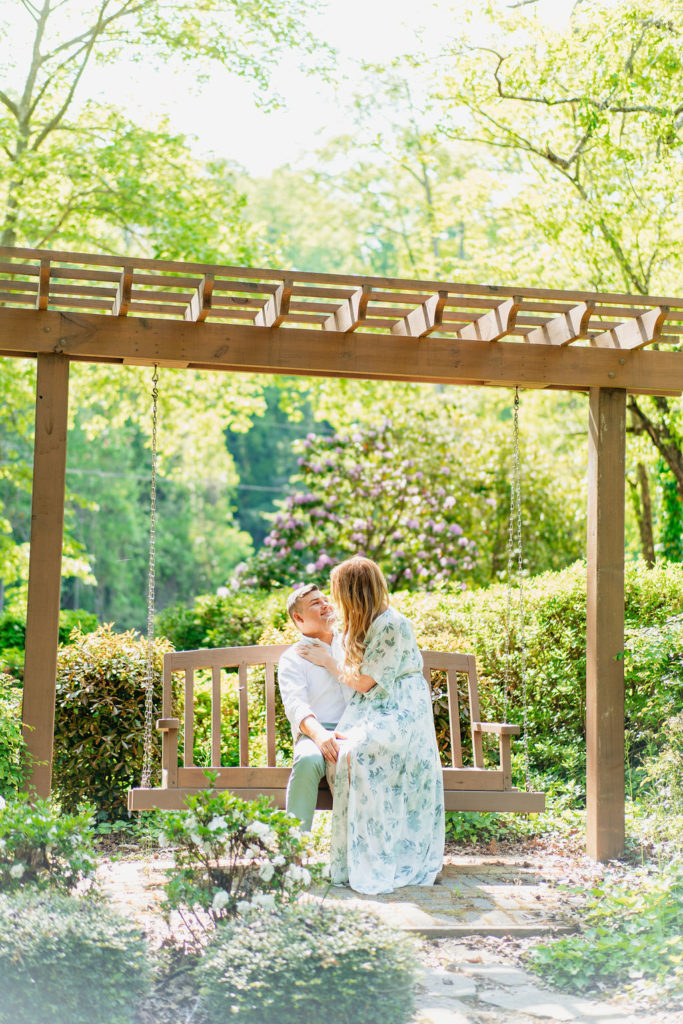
[586,387,626,861]
[22,353,70,798]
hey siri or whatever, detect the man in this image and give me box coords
[278,584,351,831]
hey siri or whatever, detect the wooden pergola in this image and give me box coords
[2,244,683,862]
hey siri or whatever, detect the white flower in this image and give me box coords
[9,862,24,879]
[284,864,311,888]
[272,854,286,867]
[190,833,203,847]
[0,795,6,810]
[207,816,226,832]
[247,820,276,848]
[216,586,229,598]
[212,890,230,912]
[258,862,275,882]
[236,900,252,915]
[289,826,302,841]
[158,833,170,849]
[245,845,260,860]
[252,892,276,910]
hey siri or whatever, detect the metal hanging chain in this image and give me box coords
[503,388,530,789]
[141,365,159,790]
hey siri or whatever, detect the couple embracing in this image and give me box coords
[278,556,445,896]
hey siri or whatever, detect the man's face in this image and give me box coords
[293,588,335,637]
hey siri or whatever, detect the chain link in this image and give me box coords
[140,365,159,790]
[503,388,530,789]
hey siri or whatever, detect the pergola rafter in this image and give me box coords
[2,245,683,863]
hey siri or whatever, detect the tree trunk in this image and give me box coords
[628,463,656,567]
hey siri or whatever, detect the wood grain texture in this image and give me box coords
[586,388,626,861]
[22,354,70,798]
[1,308,682,395]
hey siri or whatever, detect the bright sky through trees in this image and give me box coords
[59,0,580,174]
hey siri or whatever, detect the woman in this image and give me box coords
[298,556,445,895]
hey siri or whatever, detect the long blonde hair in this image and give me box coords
[330,557,389,672]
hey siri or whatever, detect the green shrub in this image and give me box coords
[0,794,96,893]
[529,859,683,1002]
[197,901,417,1024]
[0,612,25,651]
[156,590,283,651]
[0,680,28,796]
[642,709,683,815]
[53,625,173,819]
[58,608,99,644]
[160,784,317,932]
[0,890,151,1024]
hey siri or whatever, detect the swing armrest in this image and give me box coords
[472,722,520,736]
[156,718,180,732]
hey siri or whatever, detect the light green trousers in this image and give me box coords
[286,723,336,832]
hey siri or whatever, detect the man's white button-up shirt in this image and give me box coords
[278,634,351,740]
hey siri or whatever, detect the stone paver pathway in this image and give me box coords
[97,849,680,1024]
[316,855,573,937]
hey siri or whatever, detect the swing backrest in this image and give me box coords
[160,644,483,772]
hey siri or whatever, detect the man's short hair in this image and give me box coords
[286,583,319,623]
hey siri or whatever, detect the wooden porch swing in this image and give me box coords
[128,375,544,814]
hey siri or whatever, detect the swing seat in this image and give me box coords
[128,645,545,814]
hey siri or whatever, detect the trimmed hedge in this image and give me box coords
[0,891,150,1024]
[197,902,417,1024]
[156,561,683,789]
[53,626,172,819]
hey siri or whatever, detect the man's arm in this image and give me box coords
[278,650,340,763]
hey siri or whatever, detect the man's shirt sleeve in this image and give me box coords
[278,649,315,735]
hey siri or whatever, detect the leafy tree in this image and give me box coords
[427,0,683,555]
[225,383,329,548]
[0,0,326,247]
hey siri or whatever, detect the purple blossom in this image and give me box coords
[392,531,403,541]
[406,518,419,530]
[449,523,463,536]
[294,540,305,550]
[444,496,456,509]
[458,537,468,547]
[403,568,413,579]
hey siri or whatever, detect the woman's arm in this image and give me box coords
[296,642,376,692]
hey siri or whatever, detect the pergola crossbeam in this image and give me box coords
[456,297,522,342]
[391,290,448,338]
[36,259,50,311]
[184,274,214,323]
[322,285,371,333]
[112,266,134,317]
[590,306,669,350]
[254,279,293,328]
[525,302,594,346]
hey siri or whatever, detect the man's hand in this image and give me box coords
[300,715,341,763]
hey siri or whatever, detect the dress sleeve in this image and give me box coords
[359,613,405,692]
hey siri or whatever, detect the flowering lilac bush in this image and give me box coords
[245,419,476,590]
[159,782,321,934]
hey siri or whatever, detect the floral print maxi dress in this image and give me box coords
[330,607,445,895]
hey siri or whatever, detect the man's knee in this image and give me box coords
[292,746,326,781]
